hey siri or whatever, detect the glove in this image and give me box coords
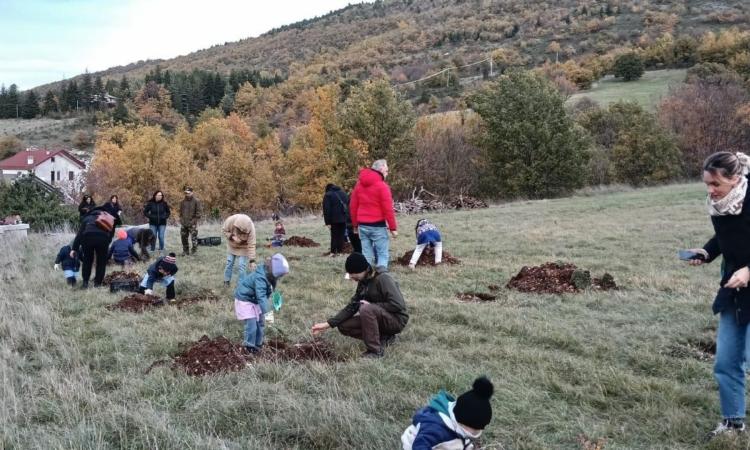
[264,311,275,324]
[54,264,61,271]
[144,289,154,296]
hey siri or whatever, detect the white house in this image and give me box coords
[0,148,86,186]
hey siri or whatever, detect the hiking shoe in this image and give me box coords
[361,350,384,359]
[223,281,230,287]
[380,334,397,348]
[708,419,746,439]
[245,346,260,354]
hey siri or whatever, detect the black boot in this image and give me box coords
[67,277,76,287]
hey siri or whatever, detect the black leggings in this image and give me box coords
[347,226,362,253]
[330,223,347,253]
[81,235,110,286]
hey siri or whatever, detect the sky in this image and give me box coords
[0,0,365,90]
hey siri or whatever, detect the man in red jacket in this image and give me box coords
[350,159,398,269]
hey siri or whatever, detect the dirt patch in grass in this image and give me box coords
[102,271,141,285]
[507,262,617,294]
[396,247,461,266]
[668,337,716,361]
[456,291,497,303]
[174,290,220,308]
[263,338,340,362]
[169,336,342,377]
[284,236,321,247]
[107,293,164,313]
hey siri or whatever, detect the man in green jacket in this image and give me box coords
[312,253,409,358]
[179,187,202,256]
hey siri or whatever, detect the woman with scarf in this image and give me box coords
[686,152,750,439]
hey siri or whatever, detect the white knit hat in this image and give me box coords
[271,253,290,278]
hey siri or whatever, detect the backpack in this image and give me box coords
[95,211,115,232]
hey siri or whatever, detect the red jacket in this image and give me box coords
[350,168,398,231]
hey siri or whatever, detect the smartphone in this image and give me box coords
[678,250,706,261]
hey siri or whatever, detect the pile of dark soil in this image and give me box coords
[102,271,141,285]
[456,291,497,303]
[396,247,461,266]
[107,293,164,313]
[174,290,220,308]
[173,335,248,376]
[284,236,321,247]
[507,262,617,294]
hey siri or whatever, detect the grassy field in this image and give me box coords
[568,69,688,111]
[3,183,750,449]
[0,117,94,151]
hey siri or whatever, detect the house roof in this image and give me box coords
[0,148,86,171]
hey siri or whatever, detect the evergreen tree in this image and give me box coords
[112,98,131,124]
[81,71,93,110]
[20,90,40,119]
[6,84,20,118]
[614,53,645,81]
[42,91,58,116]
[119,76,131,99]
[0,85,8,118]
[469,70,590,198]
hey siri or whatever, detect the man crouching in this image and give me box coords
[312,252,408,358]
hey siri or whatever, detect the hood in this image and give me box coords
[427,391,454,416]
[325,184,341,192]
[233,215,254,234]
[423,392,482,440]
[357,168,384,188]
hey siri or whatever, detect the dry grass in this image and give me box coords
[1,183,746,449]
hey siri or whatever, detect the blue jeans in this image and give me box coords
[225,254,249,282]
[359,225,390,269]
[715,308,750,420]
[243,317,264,349]
[149,225,166,251]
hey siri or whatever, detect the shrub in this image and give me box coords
[613,52,645,81]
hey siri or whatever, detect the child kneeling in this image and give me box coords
[234,253,289,353]
[54,243,80,286]
[408,219,442,269]
[109,229,140,267]
[139,253,178,301]
[402,377,494,450]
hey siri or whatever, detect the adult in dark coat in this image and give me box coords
[71,207,114,288]
[102,194,123,227]
[143,190,171,256]
[687,152,750,439]
[78,195,96,219]
[323,184,350,254]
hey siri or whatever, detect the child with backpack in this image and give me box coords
[234,253,290,353]
[139,253,178,302]
[54,243,81,286]
[108,229,141,268]
[408,219,443,269]
[401,377,494,450]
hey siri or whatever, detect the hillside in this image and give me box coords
[4,183,748,449]
[32,0,750,92]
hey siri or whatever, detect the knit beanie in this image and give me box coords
[271,253,290,278]
[345,252,370,274]
[453,377,494,430]
[116,229,127,240]
[160,253,178,274]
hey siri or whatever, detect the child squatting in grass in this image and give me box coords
[139,253,178,302]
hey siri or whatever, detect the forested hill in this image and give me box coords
[33,0,749,91]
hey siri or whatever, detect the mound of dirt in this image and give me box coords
[107,293,164,313]
[284,236,321,247]
[507,262,617,294]
[173,335,249,376]
[456,291,497,303]
[175,290,220,308]
[102,271,141,285]
[396,247,461,266]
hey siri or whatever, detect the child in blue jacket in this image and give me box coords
[234,253,289,353]
[54,243,81,286]
[401,377,494,450]
[108,229,140,267]
[408,219,443,269]
[139,253,178,301]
